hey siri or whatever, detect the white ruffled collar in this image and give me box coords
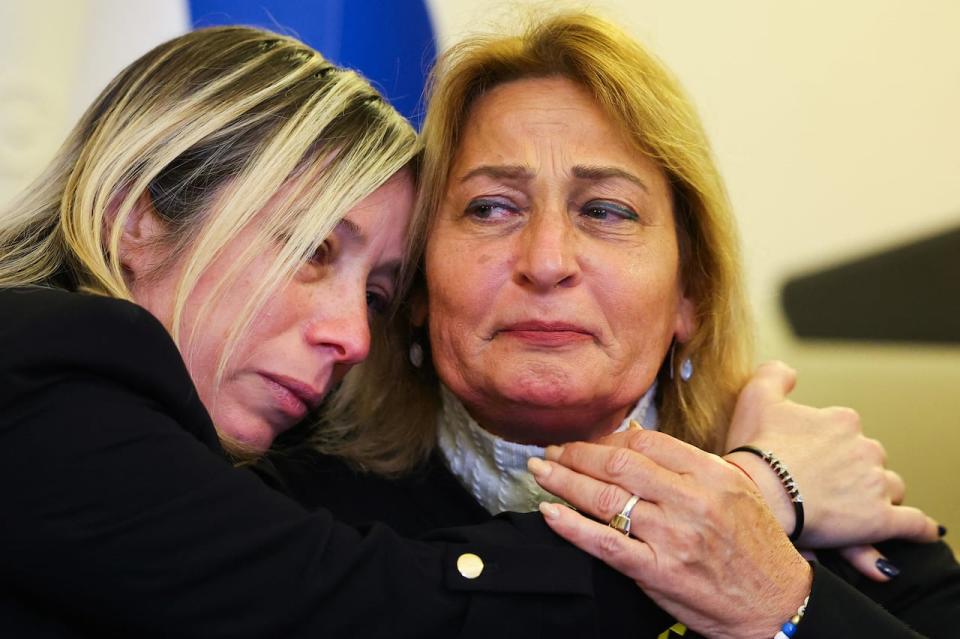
[436,384,659,515]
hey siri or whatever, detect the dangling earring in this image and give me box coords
[669,341,693,382]
[409,341,424,368]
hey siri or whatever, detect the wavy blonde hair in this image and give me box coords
[321,11,753,473]
[0,26,418,453]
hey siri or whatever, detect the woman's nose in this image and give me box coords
[514,211,581,290]
[303,294,371,366]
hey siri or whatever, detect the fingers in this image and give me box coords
[538,501,651,582]
[543,438,679,497]
[886,505,941,542]
[528,456,659,525]
[752,360,798,397]
[725,361,798,449]
[886,469,906,505]
[560,429,715,477]
[838,545,898,582]
[736,361,798,413]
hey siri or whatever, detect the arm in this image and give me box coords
[805,539,960,638]
[0,290,616,638]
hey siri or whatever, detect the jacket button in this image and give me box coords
[457,553,484,579]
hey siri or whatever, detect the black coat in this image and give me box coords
[1,286,688,638]
[263,424,960,638]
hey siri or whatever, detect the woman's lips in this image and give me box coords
[259,373,324,420]
[497,321,594,347]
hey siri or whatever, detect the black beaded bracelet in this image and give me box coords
[727,445,805,542]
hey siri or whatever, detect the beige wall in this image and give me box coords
[0,0,187,203]
[432,0,960,547]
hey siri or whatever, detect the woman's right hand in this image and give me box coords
[723,361,942,580]
[528,432,812,639]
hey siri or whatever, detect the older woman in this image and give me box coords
[0,25,707,638]
[270,12,959,638]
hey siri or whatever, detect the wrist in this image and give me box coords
[772,560,812,639]
[724,451,796,535]
[743,558,813,639]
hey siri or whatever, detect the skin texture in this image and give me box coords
[124,171,414,452]
[531,433,813,639]
[426,77,695,445]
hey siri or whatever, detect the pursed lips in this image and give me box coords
[495,320,596,345]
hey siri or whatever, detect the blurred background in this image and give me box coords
[2,0,957,547]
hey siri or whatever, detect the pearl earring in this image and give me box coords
[669,342,693,382]
[409,341,424,368]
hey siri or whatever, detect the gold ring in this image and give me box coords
[608,494,641,536]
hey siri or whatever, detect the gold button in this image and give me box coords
[457,552,484,579]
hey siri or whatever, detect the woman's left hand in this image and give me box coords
[528,431,811,639]
[723,361,941,581]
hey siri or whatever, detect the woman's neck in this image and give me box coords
[435,385,658,515]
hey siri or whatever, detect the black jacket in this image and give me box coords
[0,286,685,638]
[264,429,960,638]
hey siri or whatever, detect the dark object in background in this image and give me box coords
[782,224,960,344]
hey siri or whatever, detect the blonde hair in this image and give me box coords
[0,26,418,453]
[321,11,753,474]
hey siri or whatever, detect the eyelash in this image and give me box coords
[464,198,518,221]
[464,198,639,223]
[580,199,639,222]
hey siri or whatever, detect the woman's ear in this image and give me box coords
[409,286,428,327]
[674,293,698,343]
[110,191,167,280]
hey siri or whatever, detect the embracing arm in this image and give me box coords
[801,539,960,638]
[0,288,617,638]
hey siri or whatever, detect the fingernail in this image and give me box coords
[544,445,565,461]
[527,457,551,478]
[939,525,948,537]
[539,502,560,519]
[876,558,900,578]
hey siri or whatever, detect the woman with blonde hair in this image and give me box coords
[0,25,699,637]
[271,11,960,638]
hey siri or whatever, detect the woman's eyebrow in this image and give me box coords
[573,165,649,193]
[338,217,365,242]
[459,164,533,183]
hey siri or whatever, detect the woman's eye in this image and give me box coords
[366,289,391,316]
[309,239,334,265]
[464,198,517,220]
[581,200,639,222]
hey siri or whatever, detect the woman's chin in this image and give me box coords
[211,405,287,456]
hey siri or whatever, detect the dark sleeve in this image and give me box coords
[0,290,608,638]
[799,540,960,638]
